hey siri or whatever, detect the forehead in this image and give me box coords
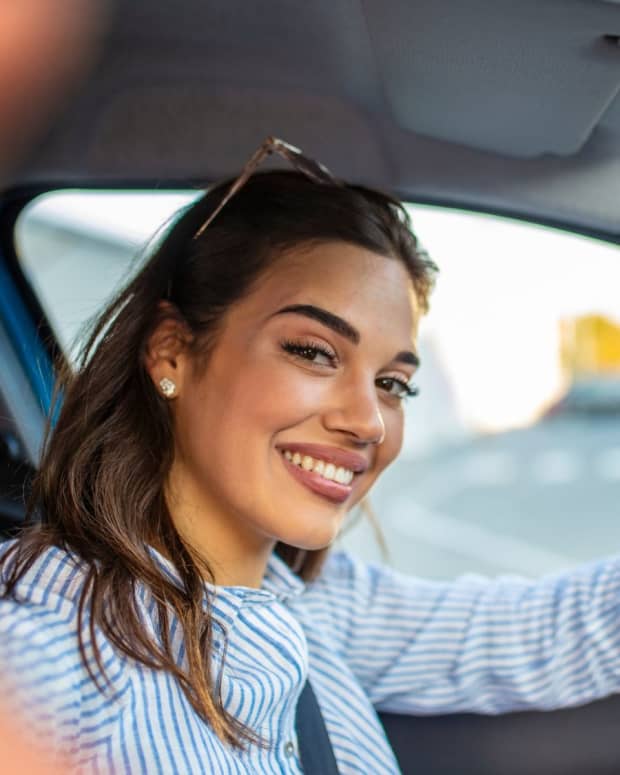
[250,240,420,337]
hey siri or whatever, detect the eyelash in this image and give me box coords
[377,377,420,400]
[280,339,419,400]
[281,338,337,365]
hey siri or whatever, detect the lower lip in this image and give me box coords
[280,454,353,504]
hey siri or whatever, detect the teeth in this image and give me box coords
[282,450,354,485]
[324,463,336,479]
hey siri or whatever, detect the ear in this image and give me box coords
[143,306,193,398]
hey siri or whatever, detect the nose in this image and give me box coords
[321,378,386,446]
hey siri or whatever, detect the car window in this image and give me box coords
[14,191,620,579]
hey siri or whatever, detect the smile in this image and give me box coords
[277,444,367,504]
[282,450,354,485]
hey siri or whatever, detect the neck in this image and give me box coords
[163,469,275,589]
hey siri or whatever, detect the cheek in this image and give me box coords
[229,359,330,432]
[188,357,329,452]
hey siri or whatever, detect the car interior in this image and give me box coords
[1,1,620,773]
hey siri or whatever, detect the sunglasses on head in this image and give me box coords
[193,136,341,239]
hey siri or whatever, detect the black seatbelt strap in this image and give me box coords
[294,679,340,774]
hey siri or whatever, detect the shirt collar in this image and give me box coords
[145,545,306,606]
[262,551,306,602]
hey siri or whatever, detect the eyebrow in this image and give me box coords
[272,304,420,368]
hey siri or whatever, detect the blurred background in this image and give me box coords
[0,0,108,185]
[15,191,620,579]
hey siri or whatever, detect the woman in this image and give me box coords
[1,138,620,774]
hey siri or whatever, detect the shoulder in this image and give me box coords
[302,550,401,615]
[311,549,413,594]
[0,539,88,617]
[0,539,90,659]
[313,548,490,594]
[305,549,472,617]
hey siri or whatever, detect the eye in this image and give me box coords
[281,339,337,367]
[376,376,419,399]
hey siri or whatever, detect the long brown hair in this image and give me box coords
[1,170,437,748]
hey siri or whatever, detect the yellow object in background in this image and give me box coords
[560,315,620,377]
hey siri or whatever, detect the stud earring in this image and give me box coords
[159,377,177,398]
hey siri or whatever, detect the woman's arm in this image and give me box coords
[309,551,620,714]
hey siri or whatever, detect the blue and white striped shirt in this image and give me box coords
[2,541,620,773]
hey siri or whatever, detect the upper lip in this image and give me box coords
[276,442,370,473]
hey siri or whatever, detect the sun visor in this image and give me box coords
[365,0,620,158]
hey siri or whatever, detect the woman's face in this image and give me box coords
[161,241,420,568]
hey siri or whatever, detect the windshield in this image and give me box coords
[15,191,620,579]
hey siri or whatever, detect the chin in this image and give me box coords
[274,515,342,552]
[292,536,336,552]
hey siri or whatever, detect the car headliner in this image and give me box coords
[8,0,620,242]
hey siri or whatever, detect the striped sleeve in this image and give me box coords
[313,551,620,714]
